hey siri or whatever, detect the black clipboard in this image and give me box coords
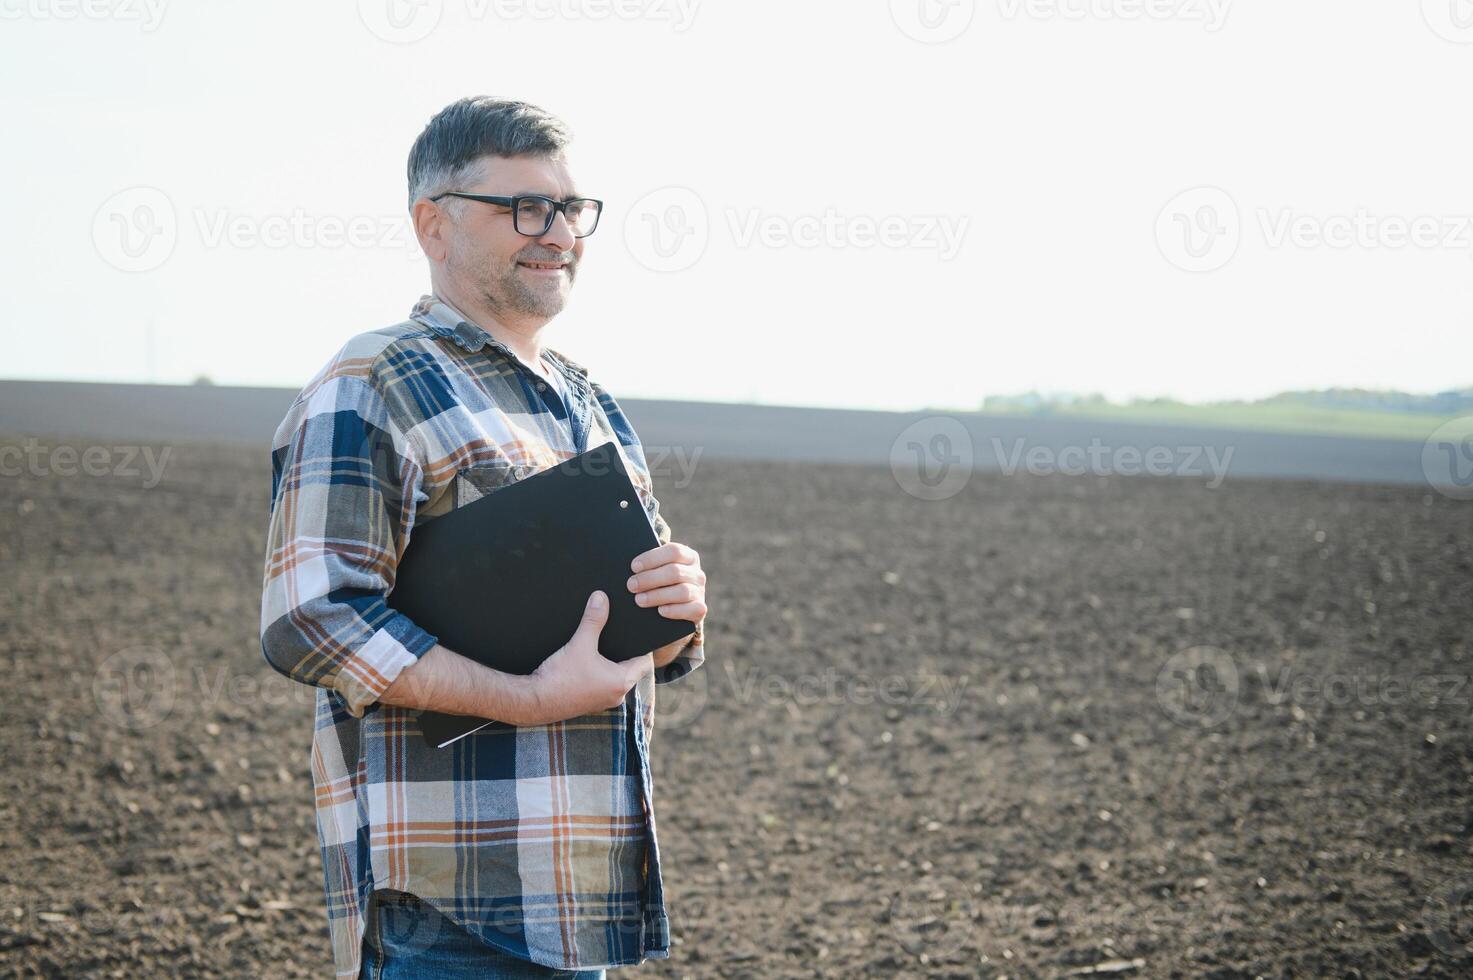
[386,441,696,747]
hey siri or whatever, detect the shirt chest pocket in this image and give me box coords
[451,458,530,510]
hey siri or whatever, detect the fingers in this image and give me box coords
[578,590,609,636]
[632,582,701,609]
[630,542,699,573]
[626,546,706,623]
[654,600,706,620]
[627,562,705,594]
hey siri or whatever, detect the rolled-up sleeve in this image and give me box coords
[646,504,706,686]
[654,630,705,685]
[260,370,438,716]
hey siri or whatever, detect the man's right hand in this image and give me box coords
[523,590,654,725]
[376,590,653,727]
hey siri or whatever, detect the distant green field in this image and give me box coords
[986,402,1473,443]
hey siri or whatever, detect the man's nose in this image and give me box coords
[537,211,578,252]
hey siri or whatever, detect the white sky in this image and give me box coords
[2,0,1471,413]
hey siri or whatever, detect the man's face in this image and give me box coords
[441,154,585,321]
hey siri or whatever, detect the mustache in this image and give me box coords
[516,251,575,265]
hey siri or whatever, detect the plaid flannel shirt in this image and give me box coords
[260,295,704,979]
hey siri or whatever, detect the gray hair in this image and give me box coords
[406,96,573,210]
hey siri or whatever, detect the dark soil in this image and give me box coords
[3,437,1472,978]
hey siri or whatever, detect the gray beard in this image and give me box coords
[484,259,574,319]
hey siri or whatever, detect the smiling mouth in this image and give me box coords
[518,260,567,271]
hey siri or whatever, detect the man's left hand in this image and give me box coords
[627,541,707,629]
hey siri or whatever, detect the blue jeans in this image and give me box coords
[360,890,608,979]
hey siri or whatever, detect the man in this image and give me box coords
[260,96,708,979]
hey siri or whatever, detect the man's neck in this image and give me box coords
[432,280,548,368]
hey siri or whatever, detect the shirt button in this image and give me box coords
[536,381,547,392]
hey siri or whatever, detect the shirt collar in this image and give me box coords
[409,294,589,380]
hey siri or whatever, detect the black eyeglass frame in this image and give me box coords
[429,192,604,238]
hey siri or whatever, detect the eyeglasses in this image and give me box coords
[430,192,604,238]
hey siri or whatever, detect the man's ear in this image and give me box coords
[412,198,448,262]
